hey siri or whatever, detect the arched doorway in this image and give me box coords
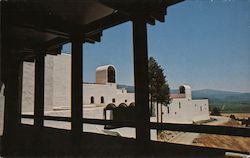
[179,86,185,94]
[107,66,115,83]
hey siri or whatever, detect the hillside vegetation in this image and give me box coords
[192,89,250,113]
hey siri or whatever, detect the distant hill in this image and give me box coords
[192,89,250,102]
[117,84,134,93]
[191,89,250,113]
[118,84,250,113]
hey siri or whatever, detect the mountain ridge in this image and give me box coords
[117,84,250,112]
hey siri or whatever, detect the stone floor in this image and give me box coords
[22,106,157,140]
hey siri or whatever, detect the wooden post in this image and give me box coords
[34,52,45,127]
[132,15,150,142]
[71,35,83,135]
[2,52,23,154]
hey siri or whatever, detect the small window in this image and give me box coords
[175,112,177,115]
[200,106,202,111]
[112,98,115,103]
[91,96,94,104]
[167,106,170,114]
[195,104,197,107]
[101,96,104,103]
[179,102,181,109]
[125,99,127,103]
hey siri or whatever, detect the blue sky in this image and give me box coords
[62,0,250,93]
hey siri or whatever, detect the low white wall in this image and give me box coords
[162,98,209,124]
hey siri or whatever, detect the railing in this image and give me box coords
[21,114,250,137]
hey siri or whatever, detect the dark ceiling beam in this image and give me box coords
[146,17,155,25]
[165,0,185,7]
[11,24,70,39]
[85,32,103,43]
[83,12,129,36]
[151,8,167,23]
[43,37,69,51]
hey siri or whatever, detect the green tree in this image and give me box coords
[148,57,170,122]
[211,107,221,116]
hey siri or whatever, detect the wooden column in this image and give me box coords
[34,52,45,127]
[132,15,150,142]
[71,35,83,134]
[3,52,23,154]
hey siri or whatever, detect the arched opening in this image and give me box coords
[90,96,94,104]
[129,102,135,107]
[179,86,185,94]
[104,103,116,129]
[101,96,104,103]
[107,66,115,83]
[118,103,127,108]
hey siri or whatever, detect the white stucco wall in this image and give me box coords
[83,83,134,106]
[22,62,35,113]
[22,53,134,112]
[22,55,55,113]
[52,53,71,108]
[161,97,209,124]
[20,53,209,125]
[192,99,210,122]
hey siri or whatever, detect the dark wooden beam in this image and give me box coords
[85,32,102,43]
[21,114,250,137]
[43,37,69,51]
[132,15,150,142]
[2,51,23,154]
[151,8,166,23]
[150,122,250,137]
[34,52,45,127]
[146,16,155,25]
[83,12,129,36]
[71,34,83,134]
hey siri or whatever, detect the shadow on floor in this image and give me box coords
[1,124,231,157]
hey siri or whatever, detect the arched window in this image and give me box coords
[200,106,202,111]
[101,96,104,103]
[107,66,115,83]
[90,96,94,104]
[112,98,115,103]
[125,99,127,103]
[179,102,181,109]
[167,106,170,114]
[179,86,185,94]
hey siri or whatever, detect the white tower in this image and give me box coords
[96,65,116,84]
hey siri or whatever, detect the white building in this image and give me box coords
[20,53,209,124]
[83,65,134,107]
[0,53,210,139]
[161,85,210,124]
[21,54,134,112]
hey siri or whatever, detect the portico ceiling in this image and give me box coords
[1,0,183,59]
